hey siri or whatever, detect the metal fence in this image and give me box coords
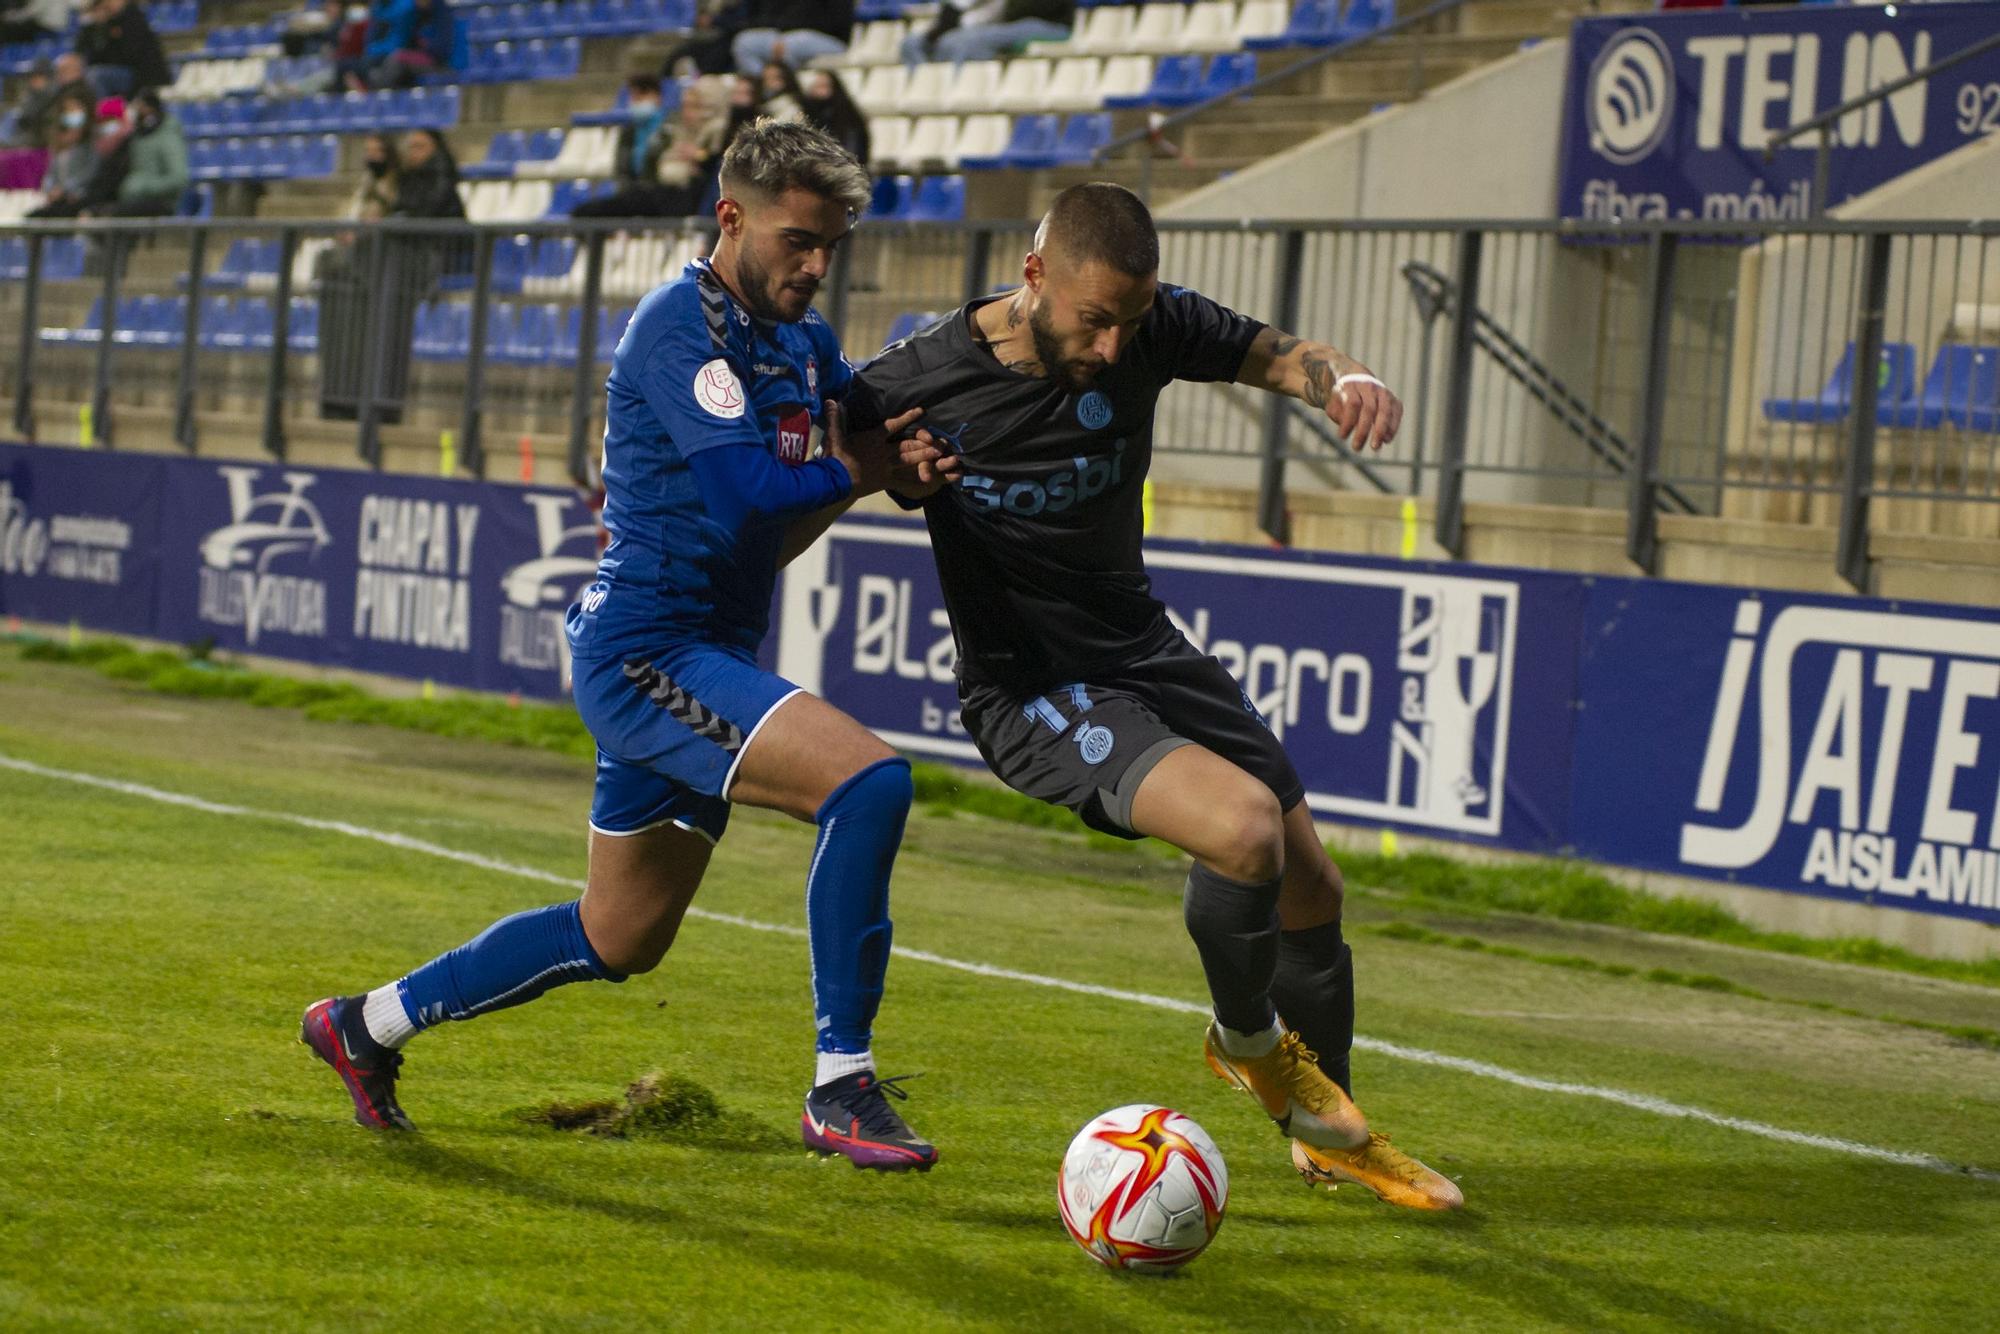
[3,216,1997,590]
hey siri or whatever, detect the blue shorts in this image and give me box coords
[569,635,803,844]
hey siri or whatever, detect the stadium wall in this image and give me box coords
[8,441,1999,961]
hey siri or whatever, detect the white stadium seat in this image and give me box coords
[867,114,910,171]
[854,63,907,115]
[1044,57,1104,112]
[993,58,1051,113]
[1234,0,1289,44]
[1097,56,1155,106]
[898,61,952,115]
[829,20,905,68]
[1128,4,1189,56]
[1055,7,1137,57]
[953,114,1012,164]
[942,61,1003,114]
[1179,3,1242,54]
[898,114,961,171]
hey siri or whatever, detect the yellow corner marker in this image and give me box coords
[78,404,93,448]
[1399,498,1418,560]
[1379,828,1400,859]
[421,679,436,702]
[1142,479,1156,536]
[439,430,457,477]
[68,618,82,647]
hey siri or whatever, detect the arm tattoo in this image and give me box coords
[1300,350,1335,409]
[1006,297,1024,329]
[1003,358,1042,375]
[1267,332,1302,357]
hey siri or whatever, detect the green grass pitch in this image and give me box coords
[1,647,1997,1331]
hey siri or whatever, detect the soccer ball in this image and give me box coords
[1057,1104,1228,1273]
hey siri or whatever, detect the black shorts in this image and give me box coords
[958,636,1306,839]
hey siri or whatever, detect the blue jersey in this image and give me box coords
[579,258,857,659]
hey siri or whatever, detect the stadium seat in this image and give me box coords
[1338,0,1396,39]
[951,115,1012,166]
[1096,56,1155,107]
[1161,52,1258,107]
[906,175,965,222]
[855,64,907,114]
[1178,1,1241,53]
[1044,57,1105,112]
[898,115,961,170]
[1878,345,2000,431]
[993,58,1052,113]
[1762,342,1919,424]
[1245,0,1340,50]
[1051,6,1136,56]
[572,82,635,126]
[1127,4,1190,55]
[288,298,321,354]
[941,61,1005,115]
[964,113,1058,170]
[868,173,914,219]
[881,310,939,348]
[41,297,104,345]
[1051,112,1113,165]
[1107,53,1200,108]
[1233,0,1289,45]
[464,130,528,179]
[898,61,951,115]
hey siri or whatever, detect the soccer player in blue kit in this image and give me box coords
[303,121,955,1171]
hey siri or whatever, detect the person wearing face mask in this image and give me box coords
[29,95,126,217]
[90,88,185,217]
[26,95,95,216]
[573,82,722,220]
[342,131,400,219]
[756,60,804,123]
[603,75,667,192]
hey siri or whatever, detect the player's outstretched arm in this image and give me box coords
[777,404,953,567]
[1235,326,1402,453]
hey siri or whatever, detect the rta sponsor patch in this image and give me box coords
[776,408,812,465]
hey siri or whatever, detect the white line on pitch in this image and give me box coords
[4,751,1995,1184]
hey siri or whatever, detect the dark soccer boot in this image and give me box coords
[301,996,415,1131]
[801,1071,938,1171]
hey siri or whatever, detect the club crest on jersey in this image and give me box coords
[1074,722,1115,765]
[693,359,746,419]
[806,356,818,399]
[1076,391,1114,431]
[776,408,812,464]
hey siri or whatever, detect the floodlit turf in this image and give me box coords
[2,649,1998,1331]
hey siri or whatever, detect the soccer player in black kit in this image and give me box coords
[860,183,1462,1209]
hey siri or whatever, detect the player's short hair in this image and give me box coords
[1035,183,1159,278]
[720,118,871,218]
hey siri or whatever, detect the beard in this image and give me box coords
[1029,301,1101,391]
[733,245,815,323]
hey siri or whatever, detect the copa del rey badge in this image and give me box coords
[694,359,746,419]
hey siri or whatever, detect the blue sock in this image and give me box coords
[807,757,912,1057]
[395,900,625,1032]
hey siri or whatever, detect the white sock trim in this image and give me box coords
[815,1047,874,1087]
[1216,1014,1284,1059]
[362,983,418,1050]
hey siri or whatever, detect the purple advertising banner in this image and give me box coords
[0,443,165,637]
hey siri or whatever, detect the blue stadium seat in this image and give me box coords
[906,176,966,223]
[197,297,237,350]
[1160,52,1258,108]
[1878,345,2000,431]
[189,139,223,181]
[1107,54,1201,110]
[511,303,564,364]
[1337,0,1395,40]
[868,174,913,219]
[881,311,939,350]
[288,298,321,354]
[42,297,104,345]
[0,238,25,281]
[43,237,86,282]
[1245,0,1341,50]
[573,82,637,127]
[969,114,1057,171]
[464,129,528,179]
[1762,342,1919,424]
[1050,113,1112,166]
[537,37,582,80]
[524,128,565,166]
[297,135,340,178]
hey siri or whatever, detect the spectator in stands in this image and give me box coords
[49,51,93,111]
[903,1,1074,67]
[26,93,91,210]
[271,3,370,97]
[659,0,747,80]
[757,60,805,122]
[345,0,457,93]
[75,0,172,98]
[88,87,183,217]
[731,0,853,75]
[0,0,73,48]
[281,0,343,58]
[29,93,125,217]
[348,132,398,219]
[0,57,58,185]
[798,68,867,167]
[605,74,667,191]
[572,82,721,219]
[391,127,464,218]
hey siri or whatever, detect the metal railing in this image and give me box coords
[1766,29,2000,218]
[3,215,1997,591]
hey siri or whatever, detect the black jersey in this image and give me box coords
[857,284,1263,691]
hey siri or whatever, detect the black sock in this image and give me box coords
[1182,863,1282,1036]
[1269,920,1354,1095]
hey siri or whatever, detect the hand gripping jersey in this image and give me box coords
[576,258,862,661]
[856,284,1264,691]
